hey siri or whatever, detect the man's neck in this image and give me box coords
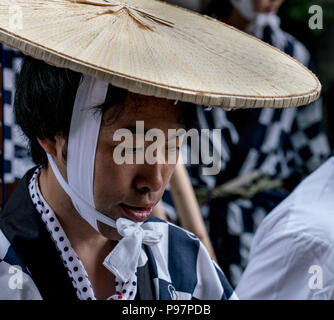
[38,166,114,255]
[37,166,118,299]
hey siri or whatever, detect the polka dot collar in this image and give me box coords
[28,167,138,300]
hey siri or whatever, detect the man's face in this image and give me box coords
[253,0,284,14]
[93,92,184,238]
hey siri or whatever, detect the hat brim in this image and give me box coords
[0,0,321,109]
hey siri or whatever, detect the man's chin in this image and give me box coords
[95,204,155,239]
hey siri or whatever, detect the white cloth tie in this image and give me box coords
[103,218,162,282]
[47,74,162,283]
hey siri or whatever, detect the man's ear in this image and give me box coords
[37,137,57,157]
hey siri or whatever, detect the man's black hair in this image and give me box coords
[14,56,130,166]
[14,56,197,167]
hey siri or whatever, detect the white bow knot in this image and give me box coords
[103,218,162,282]
[116,218,162,243]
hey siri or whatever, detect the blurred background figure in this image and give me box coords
[203,0,330,288]
[162,0,331,288]
[1,46,34,206]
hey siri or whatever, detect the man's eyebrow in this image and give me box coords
[121,125,185,141]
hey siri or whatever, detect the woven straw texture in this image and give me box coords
[0,0,321,109]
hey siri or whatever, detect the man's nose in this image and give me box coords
[134,163,165,194]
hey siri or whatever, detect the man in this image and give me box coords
[0,56,235,300]
[0,0,318,300]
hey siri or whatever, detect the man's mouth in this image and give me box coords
[120,203,153,222]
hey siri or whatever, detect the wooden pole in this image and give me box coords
[152,200,168,220]
[169,160,217,261]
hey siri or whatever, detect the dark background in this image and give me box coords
[278,0,334,147]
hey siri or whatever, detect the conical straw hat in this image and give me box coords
[0,0,321,109]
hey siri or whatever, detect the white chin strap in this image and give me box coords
[47,75,162,282]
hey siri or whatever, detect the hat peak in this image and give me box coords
[68,0,174,30]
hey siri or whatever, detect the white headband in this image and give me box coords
[47,75,162,282]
